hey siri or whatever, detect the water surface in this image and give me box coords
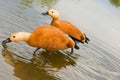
[0,0,120,80]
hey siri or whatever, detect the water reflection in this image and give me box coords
[1,0,120,79]
[2,49,76,80]
[21,0,33,7]
[21,0,57,8]
[38,0,57,8]
[34,51,76,69]
[109,0,120,7]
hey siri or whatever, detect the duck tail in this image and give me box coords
[67,37,75,48]
[84,33,90,44]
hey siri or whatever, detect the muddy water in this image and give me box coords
[0,0,120,80]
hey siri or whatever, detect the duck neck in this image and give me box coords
[52,17,59,22]
[22,32,31,42]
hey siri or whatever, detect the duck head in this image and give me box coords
[42,9,60,19]
[2,32,31,49]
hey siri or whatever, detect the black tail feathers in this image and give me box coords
[84,33,90,44]
[69,35,84,44]
[69,34,90,45]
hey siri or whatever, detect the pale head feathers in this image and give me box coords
[9,32,31,42]
[48,9,60,19]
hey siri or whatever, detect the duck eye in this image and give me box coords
[13,36,15,38]
[52,11,54,13]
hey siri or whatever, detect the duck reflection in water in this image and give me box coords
[2,49,77,80]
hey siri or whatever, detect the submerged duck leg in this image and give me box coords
[70,48,74,54]
[43,52,52,65]
[33,48,40,56]
[46,52,52,59]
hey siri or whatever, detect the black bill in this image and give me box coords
[2,38,11,49]
[41,12,48,15]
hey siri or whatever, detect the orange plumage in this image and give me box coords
[27,25,74,52]
[2,25,74,53]
[51,20,86,42]
[42,9,90,46]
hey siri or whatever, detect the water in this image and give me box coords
[0,0,120,80]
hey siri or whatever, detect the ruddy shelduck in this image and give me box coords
[42,9,90,49]
[2,25,75,55]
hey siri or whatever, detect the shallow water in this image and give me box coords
[0,0,120,80]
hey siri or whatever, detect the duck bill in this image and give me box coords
[41,12,48,15]
[2,38,11,49]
